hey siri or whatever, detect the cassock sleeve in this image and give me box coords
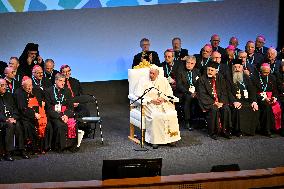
[14,90,36,120]
[197,77,214,110]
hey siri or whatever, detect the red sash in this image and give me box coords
[266,92,282,130]
[54,105,77,138]
[28,97,47,138]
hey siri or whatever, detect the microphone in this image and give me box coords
[166,95,175,100]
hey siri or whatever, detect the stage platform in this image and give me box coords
[0,80,284,185]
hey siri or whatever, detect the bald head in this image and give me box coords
[210,34,220,48]
[267,47,277,61]
[211,51,222,64]
[32,66,43,80]
[229,37,239,48]
[22,78,33,94]
[4,67,15,80]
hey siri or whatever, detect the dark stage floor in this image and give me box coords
[1,103,284,184]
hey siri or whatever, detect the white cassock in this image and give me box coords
[134,76,181,145]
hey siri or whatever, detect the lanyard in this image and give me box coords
[6,79,14,93]
[270,62,275,73]
[187,71,193,85]
[174,51,180,60]
[201,58,210,67]
[239,81,246,90]
[44,71,53,79]
[165,62,174,77]
[32,75,42,87]
[259,74,268,92]
[247,55,254,65]
[53,86,64,104]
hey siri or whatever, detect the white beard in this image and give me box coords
[233,72,244,84]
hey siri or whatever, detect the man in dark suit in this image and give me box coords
[44,59,59,85]
[8,57,24,83]
[195,44,212,75]
[229,36,242,57]
[210,34,226,58]
[176,55,200,130]
[255,35,269,55]
[3,67,20,94]
[160,49,182,95]
[245,40,264,71]
[172,37,189,61]
[132,38,160,68]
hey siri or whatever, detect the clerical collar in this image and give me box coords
[32,75,42,86]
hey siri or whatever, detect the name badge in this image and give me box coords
[189,86,195,93]
[260,92,267,100]
[243,90,249,99]
[55,104,62,112]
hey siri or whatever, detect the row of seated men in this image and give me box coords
[0,43,92,161]
[131,35,284,148]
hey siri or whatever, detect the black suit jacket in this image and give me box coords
[176,67,200,99]
[0,92,19,122]
[65,77,82,97]
[174,48,189,61]
[132,51,160,68]
[44,69,59,85]
[0,61,7,77]
[194,54,210,75]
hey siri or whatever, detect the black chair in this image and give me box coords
[76,95,103,144]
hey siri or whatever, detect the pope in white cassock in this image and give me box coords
[134,65,181,148]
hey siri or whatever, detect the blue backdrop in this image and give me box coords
[0,0,279,81]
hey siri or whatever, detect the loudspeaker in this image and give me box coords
[102,158,162,180]
[210,164,240,172]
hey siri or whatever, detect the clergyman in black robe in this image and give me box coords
[14,77,53,153]
[198,61,232,140]
[0,79,29,161]
[45,73,79,152]
[227,59,260,136]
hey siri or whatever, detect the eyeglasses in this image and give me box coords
[0,84,8,87]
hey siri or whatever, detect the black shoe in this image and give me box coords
[185,122,193,131]
[4,154,14,161]
[69,147,80,153]
[235,132,242,137]
[264,133,273,138]
[21,151,30,159]
[223,132,232,139]
[152,144,159,149]
[210,134,218,140]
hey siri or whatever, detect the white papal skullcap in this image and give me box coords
[150,64,159,70]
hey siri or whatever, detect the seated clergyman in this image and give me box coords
[134,65,181,149]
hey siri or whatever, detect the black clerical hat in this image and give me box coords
[26,43,38,51]
[207,60,219,69]
[232,59,243,65]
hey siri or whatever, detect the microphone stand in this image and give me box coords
[130,87,154,151]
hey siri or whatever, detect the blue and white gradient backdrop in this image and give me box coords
[0,0,279,81]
